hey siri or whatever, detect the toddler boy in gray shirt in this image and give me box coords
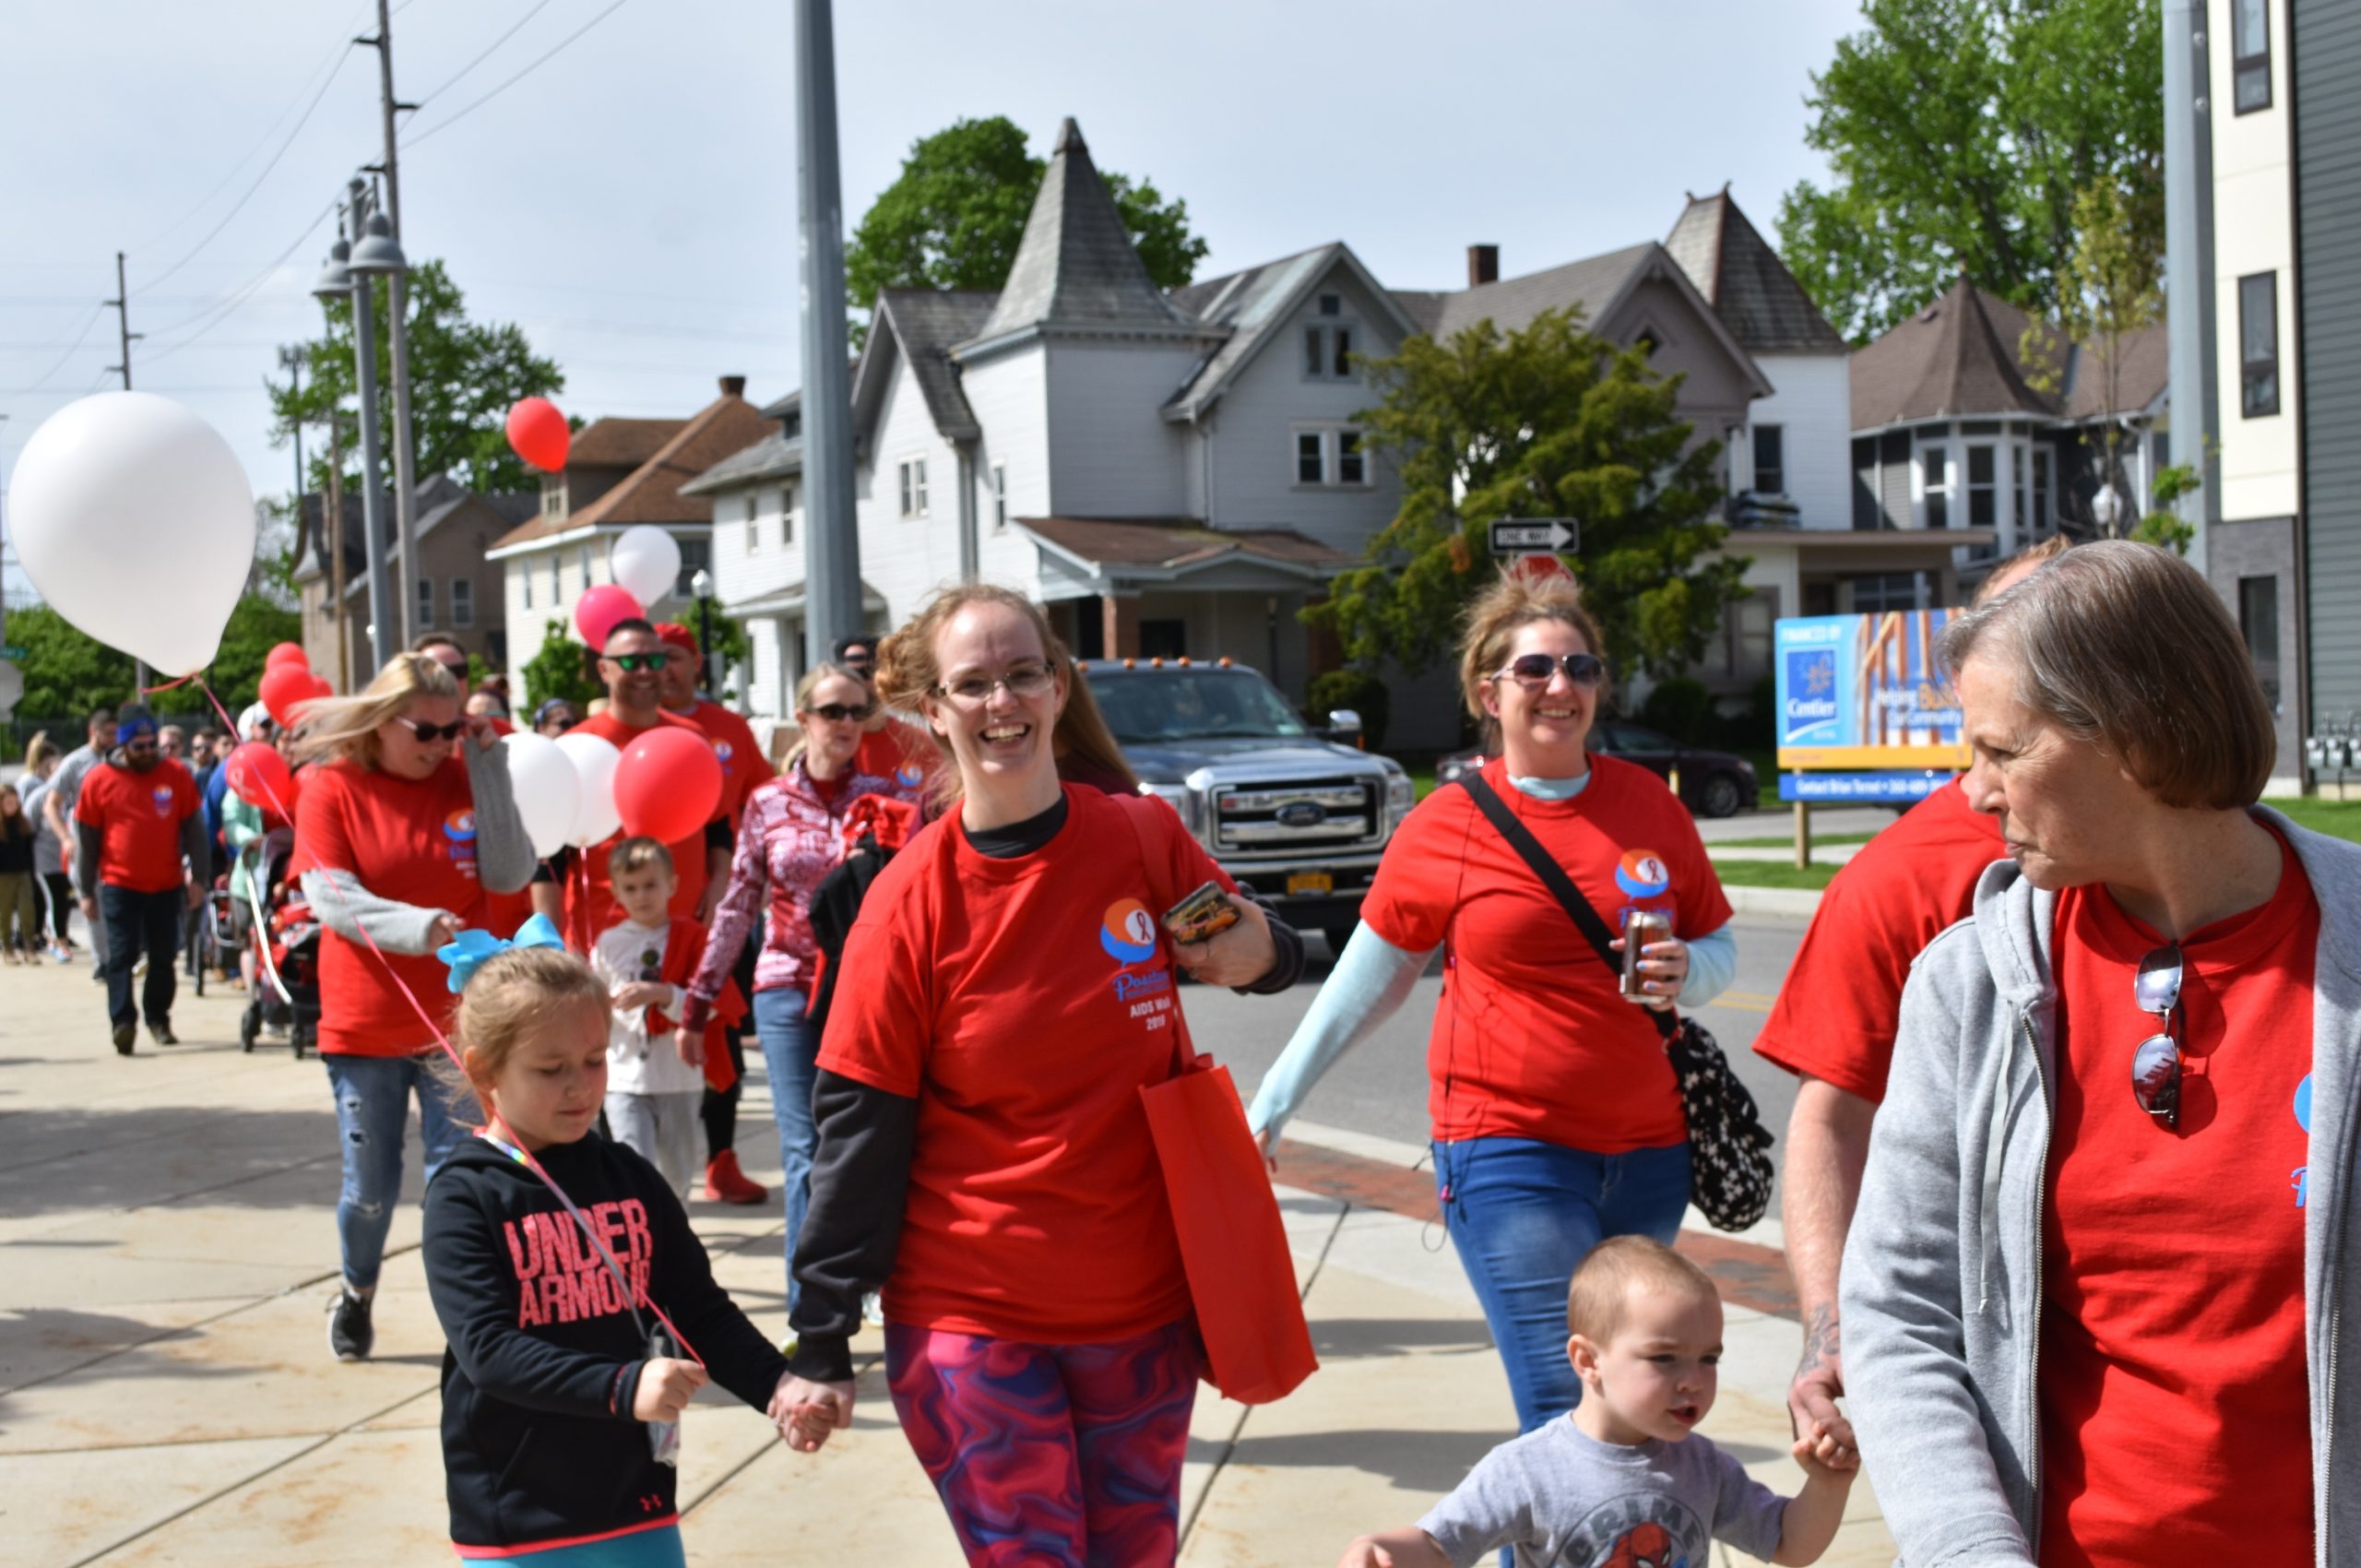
[1339,1237,1857,1568]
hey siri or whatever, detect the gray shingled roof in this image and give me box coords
[971,119,1188,340]
[1387,290,1447,337]
[680,429,802,496]
[869,290,997,439]
[2064,320,2169,420]
[1429,243,1655,340]
[1023,517,1354,576]
[1160,243,1421,421]
[1664,190,1847,354]
[1850,279,2061,429]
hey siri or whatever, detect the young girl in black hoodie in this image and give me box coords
[423,937,793,1565]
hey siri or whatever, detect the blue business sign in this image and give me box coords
[1779,772,1957,803]
[1774,612,1966,768]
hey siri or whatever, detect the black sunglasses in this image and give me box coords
[543,718,578,733]
[397,718,469,743]
[1497,652,1607,689]
[806,701,878,723]
[2130,944,2184,1130]
[606,652,666,673]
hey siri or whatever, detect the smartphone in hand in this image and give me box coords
[1162,879,1241,944]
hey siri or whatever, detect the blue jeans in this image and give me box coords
[753,985,820,1312]
[324,1051,480,1290]
[1435,1137,1692,1433]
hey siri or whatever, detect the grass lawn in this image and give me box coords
[1708,859,1842,891]
[1713,831,1878,849]
[2269,798,2361,844]
[1407,764,1439,801]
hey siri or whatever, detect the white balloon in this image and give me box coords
[10,392,256,675]
[554,731,623,847]
[503,731,581,860]
[609,526,682,609]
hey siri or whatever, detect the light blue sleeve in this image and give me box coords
[1243,921,1434,1142]
[1678,922,1738,1008]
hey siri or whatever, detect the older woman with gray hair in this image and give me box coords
[1841,540,2361,1566]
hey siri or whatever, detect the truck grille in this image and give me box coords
[1211,778,1382,852]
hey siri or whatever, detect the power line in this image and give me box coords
[140,197,341,366]
[413,0,555,109]
[403,0,634,149]
[3,306,104,390]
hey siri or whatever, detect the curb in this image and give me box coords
[1720,883,1825,918]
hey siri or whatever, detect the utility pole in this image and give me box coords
[327,410,350,691]
[104,252,149,690]
[794,0,860,668]
[279,345,309,500]
[360,0,421,648]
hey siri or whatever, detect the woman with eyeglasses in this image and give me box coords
[289,651,536,1363]
[1243,566,1737,1455]
[768,583,1304,1565]
[1841,541,2361,1567]
[530,697,579,738]
[676,660,915,1311]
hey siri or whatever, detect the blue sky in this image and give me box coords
[0,0,1867,571]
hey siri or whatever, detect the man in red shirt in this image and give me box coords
[71,705,207,1055]
[1752,537,2066,1445]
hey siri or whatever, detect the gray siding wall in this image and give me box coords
[2208,515,2302,778]
[2297,0,2361,739]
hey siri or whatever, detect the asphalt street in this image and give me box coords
[1186,915,1809,1196]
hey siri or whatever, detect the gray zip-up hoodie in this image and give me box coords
[1841,808,2361,1567]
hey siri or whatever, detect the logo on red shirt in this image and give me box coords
[150,784,175,817]
[1101,899,1157,964]
[1614,849,1671,899]
[714,740,733,763]
[2295,1075,2313,1209]
[443,808,481,878]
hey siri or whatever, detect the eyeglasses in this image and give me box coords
[541,718,578,733]
[805,702,878,723]
[1494,652,1607,689]
[936,662,1054,707]
[397,718,469,743]
[606,652,666,673]
[2130,944,2184,1130]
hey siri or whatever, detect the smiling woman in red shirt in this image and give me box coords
[289,652,535,1364]
[767,585,1306,1566]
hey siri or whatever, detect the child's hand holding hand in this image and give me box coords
[1335,1530,1450,1568]
[612,980,669,1011]
[633,1358,708,1423]
[1791,1418,1859,1478]
[672,1027,705,1069]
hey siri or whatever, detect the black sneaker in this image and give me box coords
[148,1021,179,1047]
[327,1287,375,1361]
[112,1021,136,1056]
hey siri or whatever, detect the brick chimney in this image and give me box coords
[1467,244,1499,287]
[719,374,747,398]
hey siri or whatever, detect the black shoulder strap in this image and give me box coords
[1453,773,1675,1040]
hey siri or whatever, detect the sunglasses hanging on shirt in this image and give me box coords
[2130,944,2185,1130]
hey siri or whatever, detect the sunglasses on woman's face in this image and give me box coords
[2130,944,2185,1129]
[607,652,667,673]
[397,718,469,743]
[543,718,578,733]
[805,701,878,724]
[1496,652,1607,690]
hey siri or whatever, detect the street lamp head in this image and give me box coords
[691,568,714,600]
[2091,483,2124,529]
[346,211,408,278]
[312,239,353,303]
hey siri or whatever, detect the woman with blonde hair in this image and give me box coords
[289,650,535,1363]
[676,659,917,1311]
[1246,564,1738,1452]
[771,583,1304,1564]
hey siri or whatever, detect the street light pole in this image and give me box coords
[361,0,421,648]
[324,184,397,672]
[794,0,861,669]
[692,568,717,697]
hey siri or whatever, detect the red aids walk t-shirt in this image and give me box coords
[1359,755,1732,1152]
[682,700,774,830]
[818,785,1230,1343]
[2037,828,2317,1568]
[74,759,199,894]
[291,757,488,1057]
[1751,782,2004,1102]
[561,710,716,952]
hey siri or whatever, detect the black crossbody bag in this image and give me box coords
[1453,774,1775,1232]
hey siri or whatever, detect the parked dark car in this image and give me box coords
[1435,720,1759,817]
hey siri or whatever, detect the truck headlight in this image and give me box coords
[1384,771,1416,830]
[1138,782,1201,837]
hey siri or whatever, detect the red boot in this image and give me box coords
[704,1149,767,1206]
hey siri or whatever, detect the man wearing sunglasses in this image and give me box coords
[70,704,208,1054]
[1843,542,2361,1568]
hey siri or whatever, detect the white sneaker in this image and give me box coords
[861,1291,884,1327]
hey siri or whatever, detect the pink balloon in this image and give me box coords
[506,397,570,471]
[612,726,722,845]
[265,641,308,670]
[574,584,645,652]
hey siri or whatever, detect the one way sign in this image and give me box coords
[1488,517,1578,556]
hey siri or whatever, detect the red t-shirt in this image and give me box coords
[1752,782,2004,1102]
[1360,755,1733,1151]
[854,719,939,799]
[818,785,1228,1342]
[559,710,718,953]
[2037,830,2316,1568]
[74,759,198,893]
[680,700,775,828]
[291,757,489,1057]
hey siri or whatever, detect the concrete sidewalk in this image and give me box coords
[0,956,1892,1567]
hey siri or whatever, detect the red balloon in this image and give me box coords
[506,396,570,471]
[574,584,645,652]
[259,662,320,727]
[311,673,334,700]
[612,726,722,845]
[266,642,309,670]
[224,742,295,816]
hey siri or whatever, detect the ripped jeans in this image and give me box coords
[324,1050,480,1291]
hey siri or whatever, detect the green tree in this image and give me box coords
[12,596,299,721]
[520,621,599,712]
[845,117,1210,342]
[1777,0,2163,343]
[1311,308,1739,686]
[268,260,565,502]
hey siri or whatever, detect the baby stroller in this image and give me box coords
[235,828,322,1059]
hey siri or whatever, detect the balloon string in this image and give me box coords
[189,679,706,1369]
[141,673,197,695]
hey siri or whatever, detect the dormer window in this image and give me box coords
[1635,327,1663,358]
[540,474,567,522]
[1318,292,1342,316]
[1304,320,1357,383]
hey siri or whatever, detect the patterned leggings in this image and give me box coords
[885,1316,1202,1567]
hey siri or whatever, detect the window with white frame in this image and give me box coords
[1853,572,1924,612]
[1752,425,1786,494]
[2032,448,2054,534]
[1292,425,1370,488]
[991,466,1007,531]
[743,493,759,554]
[417,576,434,629]
[540,474,567,522]
[780,484,796,546]
[452,578,474,629]
[2233,0,2271,113]
[899,459,930,517]
[1922,445,1951,529]
[1719,588,1777,678]
[521,564,532,610]
[1303,315,1357,383]
[676,536,709,601]
[549,555,561,605]
[1966,445,1998,529]
[579,546,594,591]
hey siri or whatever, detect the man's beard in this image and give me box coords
[124,751,159,773]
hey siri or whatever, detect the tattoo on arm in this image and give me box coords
[1797,1301,1840,1373]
